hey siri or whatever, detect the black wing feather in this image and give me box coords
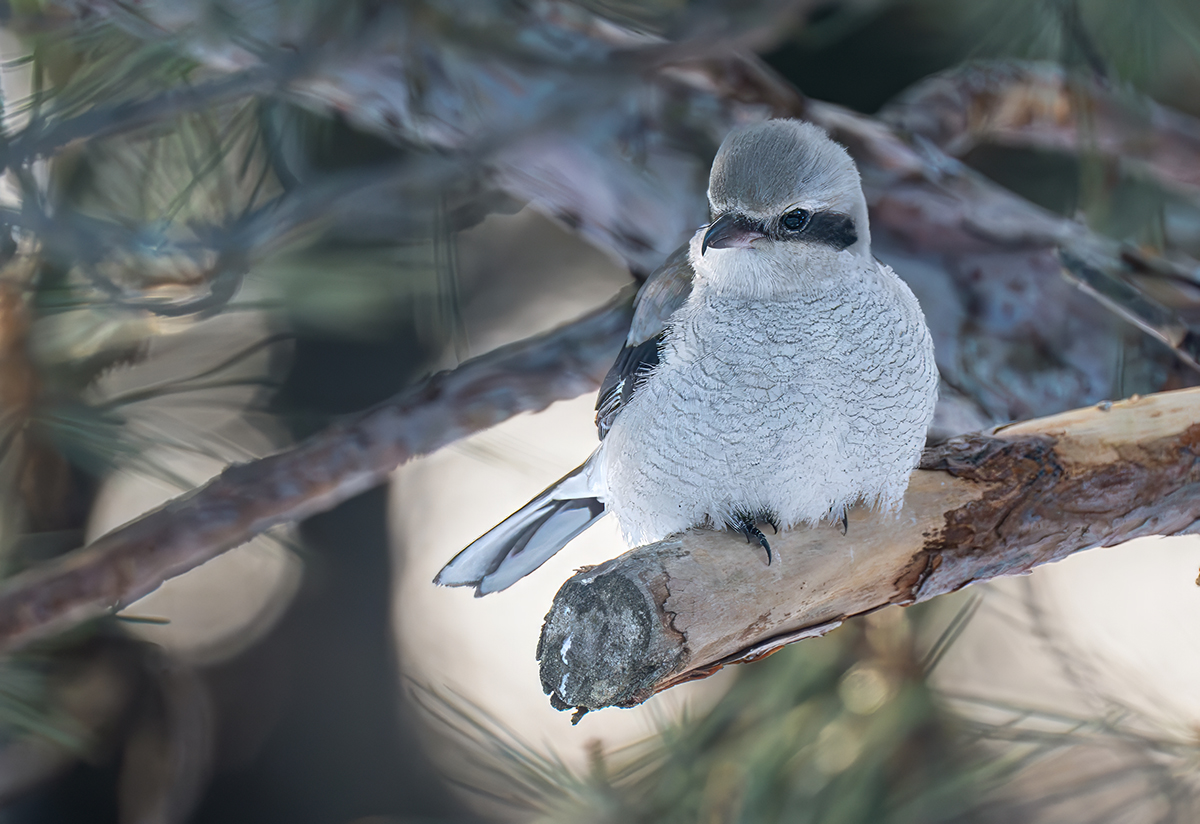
[595,333,664,439]
[593,239,695,440]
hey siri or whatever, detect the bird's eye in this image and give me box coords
[781,210,810,231]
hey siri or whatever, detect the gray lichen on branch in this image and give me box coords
[537,389,1200,715]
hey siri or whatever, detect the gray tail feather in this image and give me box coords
[434,465,606,596]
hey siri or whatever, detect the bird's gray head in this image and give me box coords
[702,119,871,263]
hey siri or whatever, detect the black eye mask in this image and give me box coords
[794,211,857,250]
[703,209,858,254]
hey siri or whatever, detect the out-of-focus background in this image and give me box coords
[2,1,1200,822]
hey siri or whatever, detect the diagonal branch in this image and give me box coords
[878,60,1200,199]
[537,388,1200,716]
[0,287,635,654]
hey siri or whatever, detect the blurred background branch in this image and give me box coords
[0,286,633,653]
[1,0,1200,822]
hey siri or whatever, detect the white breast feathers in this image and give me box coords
[598,235,938,547]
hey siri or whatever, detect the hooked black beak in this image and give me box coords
[701,213,768,255]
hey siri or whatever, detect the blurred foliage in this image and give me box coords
[422,595,1200,823]
[0,0,1198,821]
[420,612,984,824]
[419,611,982,823]
[769,0,1200,111]
[948,0,1200,88]
[0,651,85,751]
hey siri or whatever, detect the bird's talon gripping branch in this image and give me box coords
[839,510,849,536]
[729,514,773,564]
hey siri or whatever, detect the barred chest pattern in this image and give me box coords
[599,256,938,547]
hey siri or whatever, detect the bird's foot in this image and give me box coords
[828,507,848,536]
[728,512,773,565]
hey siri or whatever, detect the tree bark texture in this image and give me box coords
[537,388,1200,716]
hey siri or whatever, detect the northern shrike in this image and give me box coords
[436,119,938,596]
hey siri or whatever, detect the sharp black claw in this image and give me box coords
[728,513,773,565]
[839,510,849,536]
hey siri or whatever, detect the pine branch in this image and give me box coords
[0,287,634,654]
[538,388,1200,715]
[878,60,1200,199]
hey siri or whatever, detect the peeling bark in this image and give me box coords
[538,389,1200,715]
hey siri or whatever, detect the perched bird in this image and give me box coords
[436,119,938,596]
